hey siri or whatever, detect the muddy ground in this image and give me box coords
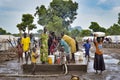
[0,44,120,80]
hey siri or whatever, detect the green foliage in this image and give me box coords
[70,29,80,37]
[50,0,78,29]
[12,33,20,37]
[22,14,34,25]
[80,29,91,37]
[0,27,11,35]
[37,29,43,34]
[16,14,36,35]
[46,15,64,36]
[89,22,106,32]
[0,28,6,34]
[16,23,26,32]
[35,0,78,30]
[28,24,37,31]
[118,13,120,25]
[35,5,48,26]
[106,24,120,35]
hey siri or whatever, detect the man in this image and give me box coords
[21,33,31,64]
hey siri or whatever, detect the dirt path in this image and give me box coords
[103,48,120,59]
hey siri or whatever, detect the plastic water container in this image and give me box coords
[79,51,84,61]
[74,52,80,61]
[48,55,55,64]
[74,51,84,63]
[93,32,105,37]
[56,57,61,64]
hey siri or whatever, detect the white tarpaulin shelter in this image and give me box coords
[0,35,18,51]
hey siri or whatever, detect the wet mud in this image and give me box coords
[0,46,120,80]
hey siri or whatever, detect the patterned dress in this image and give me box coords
[40,33,48,63]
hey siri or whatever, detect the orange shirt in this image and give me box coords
[94,42,103,55]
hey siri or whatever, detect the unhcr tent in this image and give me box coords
[0,35,18,51]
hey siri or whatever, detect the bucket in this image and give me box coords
[48,55,55,64]
[74,52,80,61]
[74,51,84,63]
[79,51,84,61]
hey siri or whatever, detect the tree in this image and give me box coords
[16,23,26,37]
[28,24,37,32]
[118,13,120,25]
[0,27,11,35]
[35,0,78,30]
[0,28,6,34]
[89,22,106,32]
[37,29,43,34]
[35,5,48,26]
[70,29,80,37]
[50,0,78,29]
[46,15,64,36]
[106,24,120,35]
[21,14,36,34]
[80,29,91,37]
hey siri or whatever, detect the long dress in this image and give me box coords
[94,41,105,71]
[40,33,48,63]
[62,35,76,53]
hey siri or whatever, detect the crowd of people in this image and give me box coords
[15,27,106,75]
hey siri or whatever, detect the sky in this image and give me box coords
[0,0,120,33]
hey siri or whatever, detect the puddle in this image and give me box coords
[103,55,119,64]
[103,55,112,59]
[0,50,120,80]
[105,75,120,80]
[105,59,119,64]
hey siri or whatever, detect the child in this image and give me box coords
[83,39,91,62]
[58,37,70,64]
[16,38,23,63]
[31,47,38,75]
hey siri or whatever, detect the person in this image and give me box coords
[61,32,76,62]
[73,37,79,52]
[21,33,31,64]
[58,37,70,63]
[48,31,53,55]
[29,33,35,60]
[49,31,57,55]
[40,27,48,64]
[93,35,105,74]
[31,47,38,75]
[16,38,23,63]
[83,39,91,62]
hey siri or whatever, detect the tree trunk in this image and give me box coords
[27,26,30,35]
[19,30,22,38]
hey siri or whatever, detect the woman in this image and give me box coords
[61,32,76,62]
[40,27,48,64]
[93,35,105,74]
